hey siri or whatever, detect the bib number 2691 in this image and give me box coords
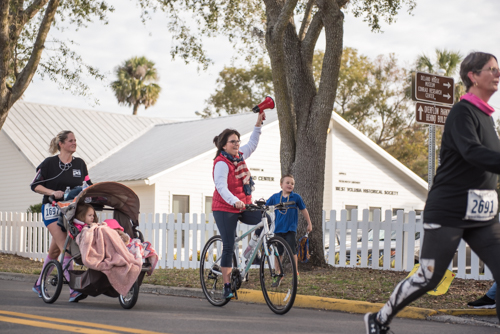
[464,189,498,221]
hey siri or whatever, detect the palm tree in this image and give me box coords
[416,49,462,77]
[416,49,463,103]
[111,56,161,115]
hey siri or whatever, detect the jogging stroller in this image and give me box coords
[39,182,151,309]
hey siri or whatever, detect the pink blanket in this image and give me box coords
[76,223,142,295]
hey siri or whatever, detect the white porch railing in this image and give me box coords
[0,210,493,280]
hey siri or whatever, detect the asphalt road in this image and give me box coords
[1,279,499,334]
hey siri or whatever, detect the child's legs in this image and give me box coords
[274,232,298,274]
[377,225,462,325]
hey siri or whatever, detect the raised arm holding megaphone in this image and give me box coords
[252,96,275,122]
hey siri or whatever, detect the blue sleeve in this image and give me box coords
[295,194,306,210]
[266,193,279,205]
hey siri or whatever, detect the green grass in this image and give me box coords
[1,253,492,310]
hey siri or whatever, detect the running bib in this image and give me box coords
[464,189,498,221]
[43,203,60,221]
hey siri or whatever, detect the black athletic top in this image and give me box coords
[424,99,500,227]
[30,155,92,204]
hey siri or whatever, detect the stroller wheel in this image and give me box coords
[119,280,139,309]
[41,260,63,304]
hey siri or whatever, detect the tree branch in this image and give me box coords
[24,0,50,23]
[0,0,11,103]
[272,0,299,41]
[301,10,323,64]
[10,0,59,106]
[316,0,343,103]
[298,0,315,41]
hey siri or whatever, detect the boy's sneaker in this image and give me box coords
[364,312,391,334]
[32,281,42,298]
[223,284,233,300]
[271,276,282,288]
[69,291,87,303]
[467,295,496,309]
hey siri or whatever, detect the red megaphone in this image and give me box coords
[252,96,274,121]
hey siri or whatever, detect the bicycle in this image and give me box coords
[200,200,298,315]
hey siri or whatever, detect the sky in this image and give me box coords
[22,0,500,122]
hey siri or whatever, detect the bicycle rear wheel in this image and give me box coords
[200,235,236,307]
[260,236,297,314]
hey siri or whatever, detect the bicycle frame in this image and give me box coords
[233,206,276,279]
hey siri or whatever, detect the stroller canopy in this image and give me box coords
[74,182,140,223]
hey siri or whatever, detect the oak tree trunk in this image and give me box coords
[265,0,345,265]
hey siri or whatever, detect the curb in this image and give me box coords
[1,272,497,322]
[235,289,437,319]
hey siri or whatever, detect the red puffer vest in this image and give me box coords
[212,154,251,213]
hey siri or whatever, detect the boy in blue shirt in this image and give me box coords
[266,174,312,281]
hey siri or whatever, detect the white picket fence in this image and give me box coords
[324,209,492,280]
[0,210,493,280]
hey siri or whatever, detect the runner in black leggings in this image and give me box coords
[365,51,500,333]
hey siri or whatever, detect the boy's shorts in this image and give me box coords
[275,231,297,255]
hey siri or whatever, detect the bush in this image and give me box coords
[27,203,42,214]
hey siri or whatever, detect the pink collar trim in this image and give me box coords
[460,92,495,116]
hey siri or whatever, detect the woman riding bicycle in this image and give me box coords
[212,111,269,300]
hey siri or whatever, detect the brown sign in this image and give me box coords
[415,102,451,126]
[412,72,454,106]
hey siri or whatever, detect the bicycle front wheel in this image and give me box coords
[260,236,297,315]
[200,235,236,307]
[41,260,63,304]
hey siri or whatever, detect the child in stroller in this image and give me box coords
[37,182,153,309]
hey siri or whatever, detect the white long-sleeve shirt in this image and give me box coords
[213,126,261,205]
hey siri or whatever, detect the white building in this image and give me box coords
[1,101,427,218]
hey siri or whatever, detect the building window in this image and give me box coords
[369,207,381,221]
[204,196,213,222]
[392,208,404,216]
[345,205,357,221]
[173,195,190,223]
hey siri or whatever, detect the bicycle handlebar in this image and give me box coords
[48,195,57,206]
[244,200,296,211]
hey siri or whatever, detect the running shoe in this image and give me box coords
[364,312,391,334]
[271,276,282,288]
[467,295,496,309]
[223,284,233,300]
[69,291,88,303]
[32,281,42,298]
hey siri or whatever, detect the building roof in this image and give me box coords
[4,101,426,191]
[90,110,279,182]
[2,101,171,168]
